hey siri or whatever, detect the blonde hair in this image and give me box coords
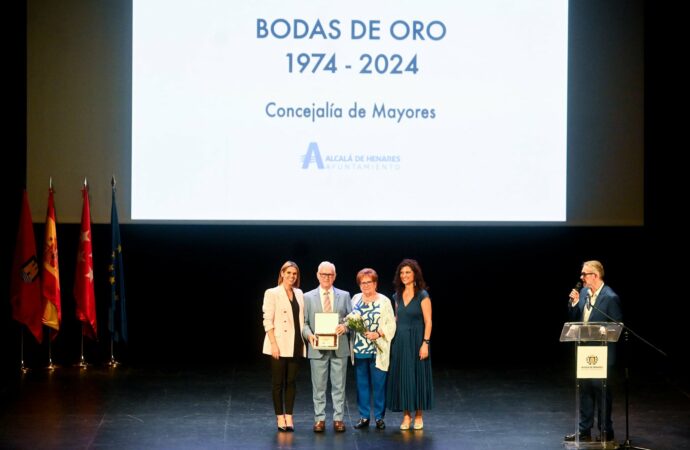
[583,260,604,279]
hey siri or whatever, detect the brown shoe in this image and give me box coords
[313,421,326,432]
[334,420,346,432]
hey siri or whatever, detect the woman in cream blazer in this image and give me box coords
[262,261,305,432]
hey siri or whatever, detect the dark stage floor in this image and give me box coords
[1,362,688,450]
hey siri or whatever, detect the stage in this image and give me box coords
[1,362,687,449]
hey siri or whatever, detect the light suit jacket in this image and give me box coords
[262,285,305,358]
[302,286,352,359]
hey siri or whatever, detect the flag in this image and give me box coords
[74,184,97,340]
[41,187,61,339]
[108,186,127,343]
[10,190,44,343]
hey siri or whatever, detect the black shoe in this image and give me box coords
[354,418,370,429]
[564,432,591,442]
[596,431,615,442]
[375,419,386,430]
[285,425,294,432]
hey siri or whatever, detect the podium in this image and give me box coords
[560,322,623,449]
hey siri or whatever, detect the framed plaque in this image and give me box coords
[314,313,339,350]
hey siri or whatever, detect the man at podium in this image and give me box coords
[565,260,623,443]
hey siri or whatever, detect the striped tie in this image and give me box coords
[323,291,332,313]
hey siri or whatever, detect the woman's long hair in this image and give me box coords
[277,260,300,288]
[393,258,427,299]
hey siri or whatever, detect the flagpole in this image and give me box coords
[108,338,120,368]
[19,326,29,373]
[78,323,88,369]
[47,336,54,370]
[107,175,121,368]
[75,178,92,370]
[78,179,87,369]
[47,177,53,372]
[12,189,43,372]
[46,329,57,370]
[43,179,60,371]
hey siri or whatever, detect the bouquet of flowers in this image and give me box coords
[345,311,382,352]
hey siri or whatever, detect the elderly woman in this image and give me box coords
[350,268,396,430]
[262,261,305,432]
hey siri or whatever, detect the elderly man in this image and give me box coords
[302,261,352,432]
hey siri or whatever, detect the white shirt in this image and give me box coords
[583,283,604,323]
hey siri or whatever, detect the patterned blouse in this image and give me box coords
[352,297,383,356]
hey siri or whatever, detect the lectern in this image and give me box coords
[560,322,623,449]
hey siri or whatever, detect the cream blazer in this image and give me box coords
[262,285,306,358]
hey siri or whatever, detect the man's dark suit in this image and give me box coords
[568,284,623,438]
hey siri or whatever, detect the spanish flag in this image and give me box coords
[42,187,61,339]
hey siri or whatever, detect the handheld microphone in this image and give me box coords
[568,281,582,306]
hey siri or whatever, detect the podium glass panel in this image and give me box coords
[560,322,623,344]
[560,322,623,449]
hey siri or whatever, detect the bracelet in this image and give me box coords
[423,339,430,344]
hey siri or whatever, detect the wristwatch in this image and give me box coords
[423,339,431,344]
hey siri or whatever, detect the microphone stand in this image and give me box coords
[587,299,666,450]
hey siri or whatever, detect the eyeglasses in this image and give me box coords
[318,273,335,278]
[360,280,375,286]
[580,272,596,277]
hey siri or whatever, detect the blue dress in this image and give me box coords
[386,289,434,411]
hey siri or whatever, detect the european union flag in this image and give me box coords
[109,186,128,343]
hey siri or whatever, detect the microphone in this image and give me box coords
[585,293,592,310]
[568,281,582,306]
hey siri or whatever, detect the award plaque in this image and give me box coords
[314,313,339,350]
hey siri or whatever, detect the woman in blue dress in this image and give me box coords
[386,258,434,430]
